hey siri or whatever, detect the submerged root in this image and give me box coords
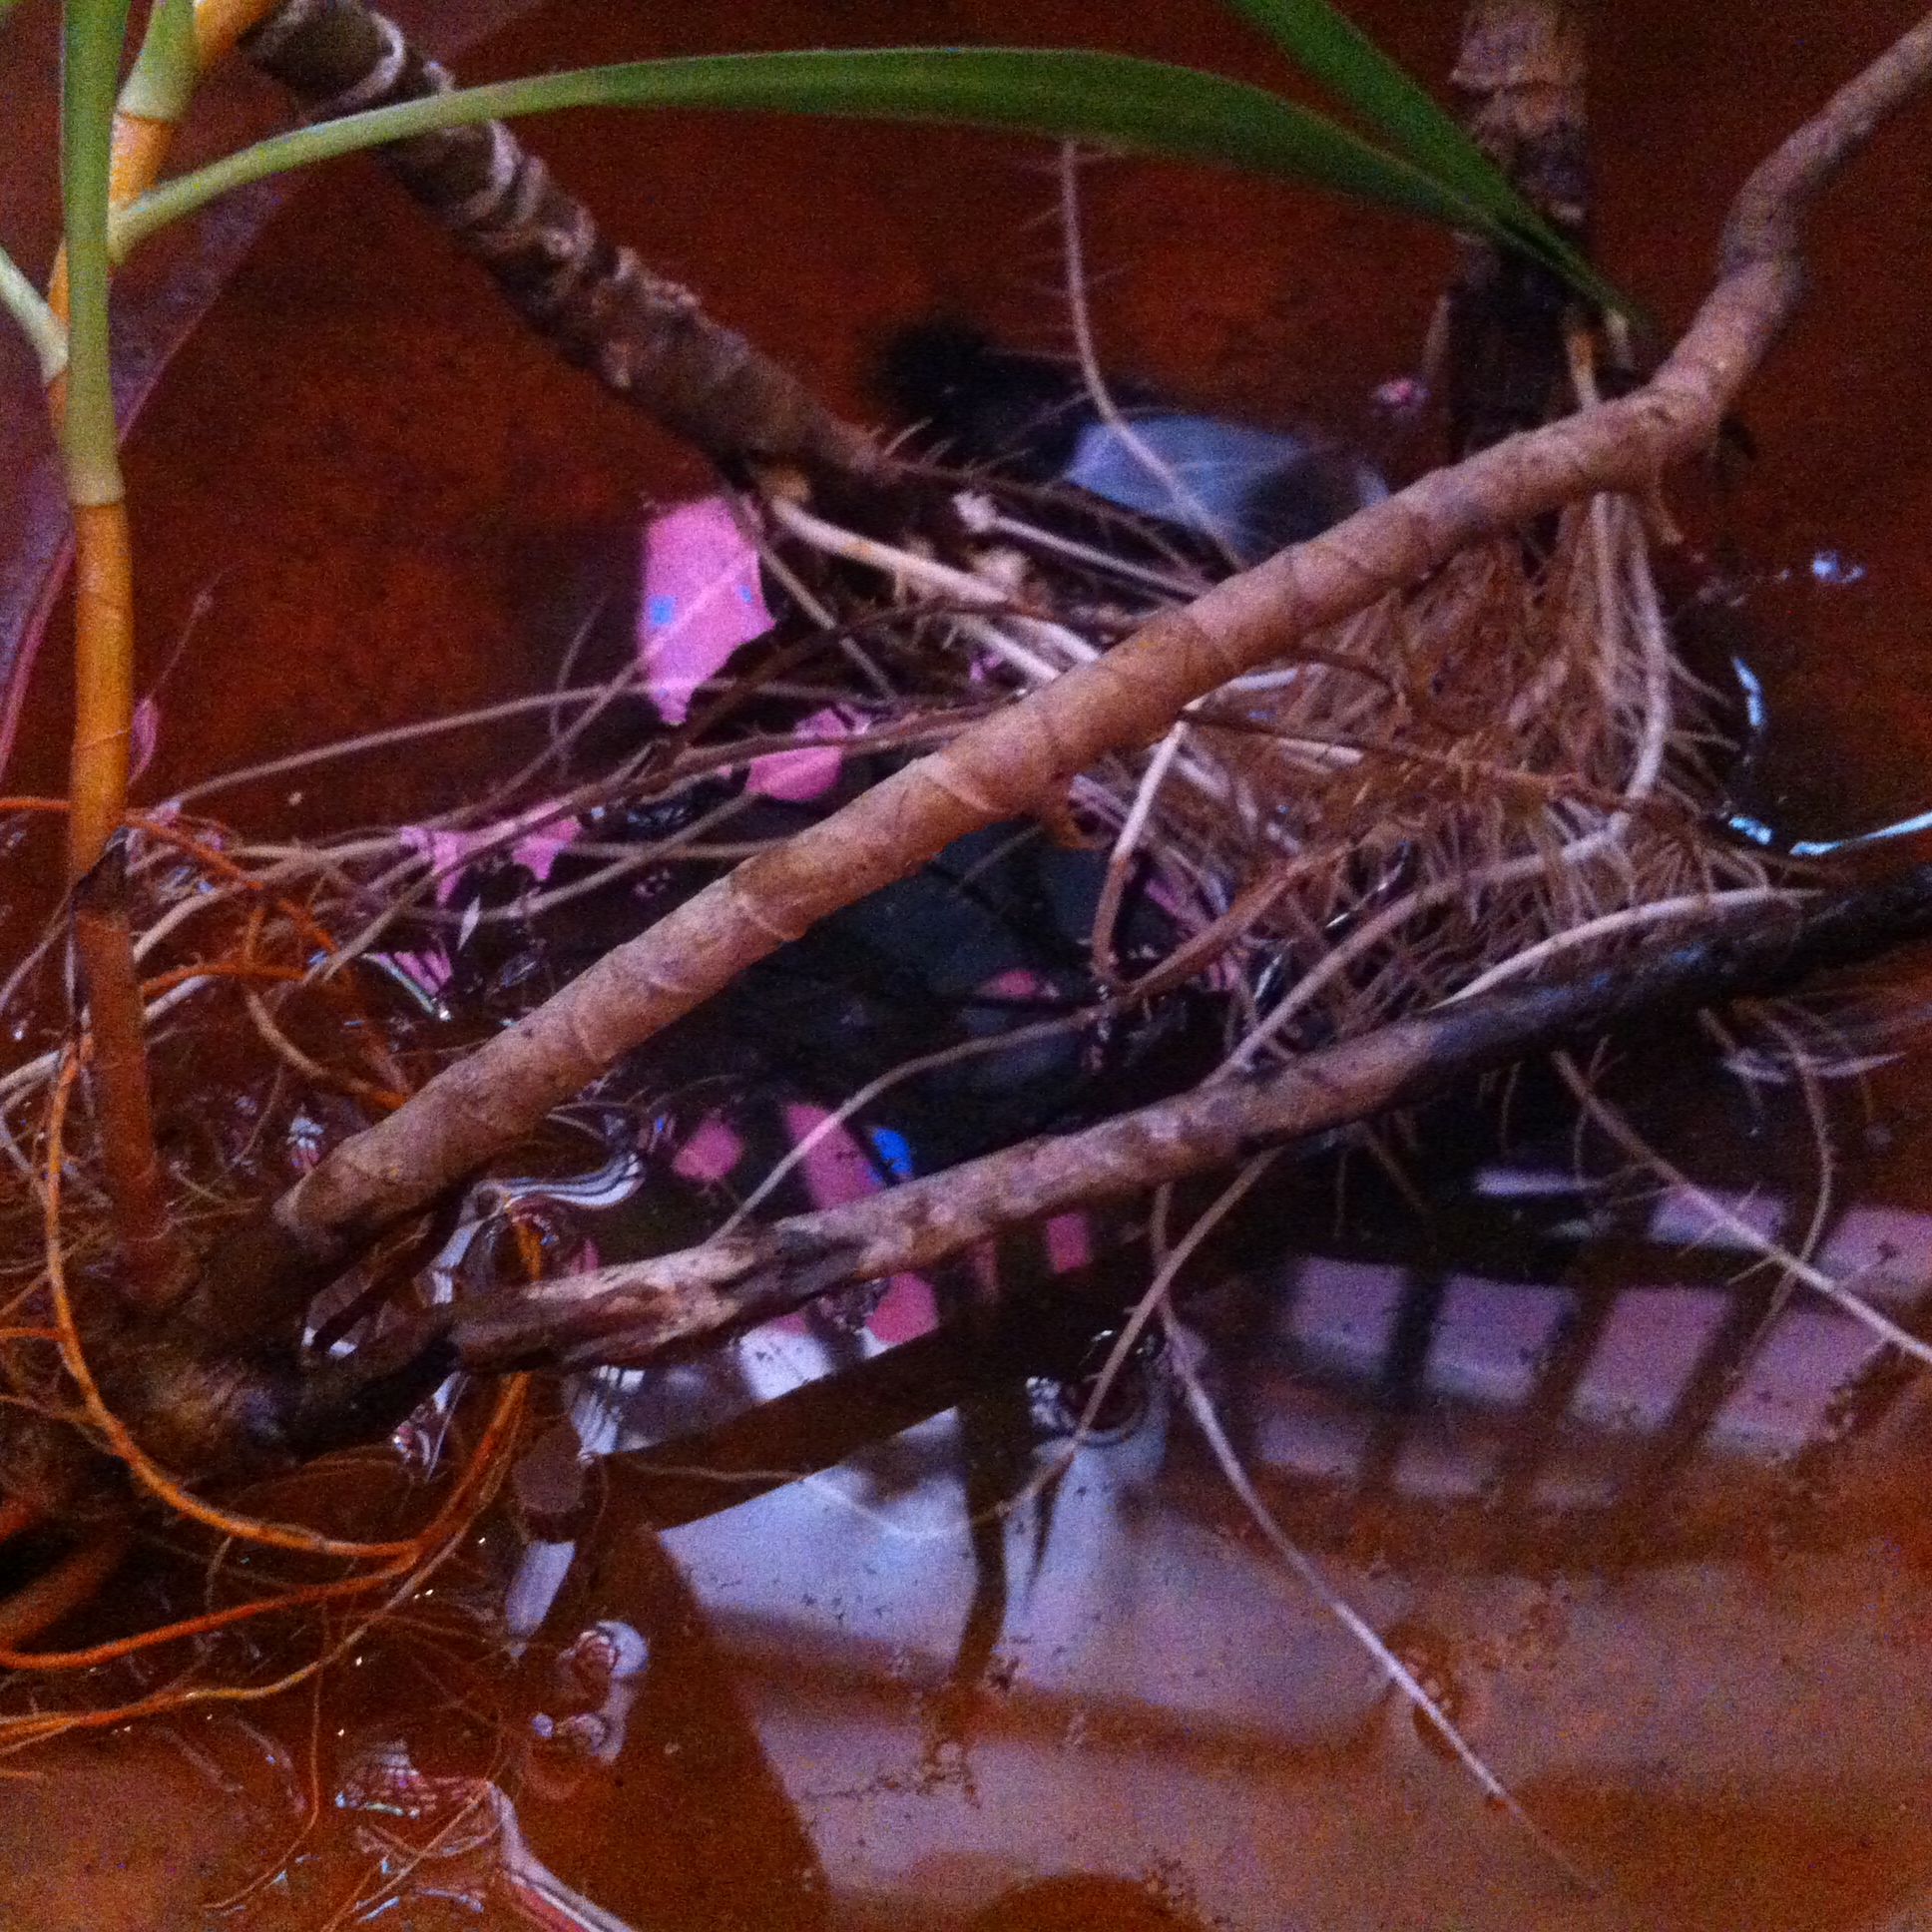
[0,907,528,1727]
[1158,1278,1597,1892]
[0,405,1908,1706]
[3,13,1932,1766]
[1,423,1926,1740]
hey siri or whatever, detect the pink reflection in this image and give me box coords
[638,497,774,724]
[868,1274,939,1345]
[780,1100,937,1330]
[1043,1213,1092,1275]
[397,815,570,907]
[672,1113,743,1185]
[976,966,1051,1003]
[747,706,850,800]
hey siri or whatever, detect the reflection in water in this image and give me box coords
[197,781,1932,1928]
[12,778,1922,1927]
[15,352,1931,1932]
[434,1090,1932,1929]
[1,801,1923,1924]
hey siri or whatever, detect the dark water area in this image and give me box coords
[5,1,1932,1927]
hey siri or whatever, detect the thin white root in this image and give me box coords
[1057,142,1247,573]
[1555,1051,1932,1371]
[1160,1297,1597,1894]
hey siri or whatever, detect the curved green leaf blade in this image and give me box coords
[117,46,1520,257]
[1220,1,1524,211]
[1219,0,1633,316]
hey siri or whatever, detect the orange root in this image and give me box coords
[20,1046,532,1681]
[0,1518,132,1649]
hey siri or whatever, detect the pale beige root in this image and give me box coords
[1556,1053,1932,1371]
[435,867,1932,1375]
[1157,1288,1594,1890]
[1126,487,1762,1071]
[205,13,1932,1311]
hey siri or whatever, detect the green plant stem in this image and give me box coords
[114,45,1566,272]
[59,0,192,1314]
[61,0,130,508]
[120,0,197,124]
[0,244,67,382]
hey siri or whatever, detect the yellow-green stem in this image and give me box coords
[59,0,131,512]
[51,0,273,876]
[66,499,135,878]
[58,0,194,1311]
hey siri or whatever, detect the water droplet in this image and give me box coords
[1809,549,1866,586]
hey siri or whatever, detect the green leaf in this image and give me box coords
[1218,0,1634,316]
[62,0,132,505]
[1221,1,1529,212]
[116,46,1527,259]
[120,0,198,125]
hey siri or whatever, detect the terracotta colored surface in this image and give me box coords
[7,0,1928,828]
[0,0,551,748]
[3,3,1932,1927]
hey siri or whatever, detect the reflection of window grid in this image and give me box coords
[1242,1180,1932,1528]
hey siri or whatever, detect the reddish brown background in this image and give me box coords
[1,0,1928,839]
